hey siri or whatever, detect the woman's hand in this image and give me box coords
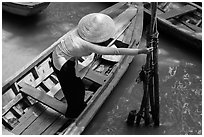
[138,47,153,54]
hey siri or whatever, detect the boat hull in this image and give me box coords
[2,2,50,16]
[2,2,143,135]
[144,2,202,50]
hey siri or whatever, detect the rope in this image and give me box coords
[136,65,154,84]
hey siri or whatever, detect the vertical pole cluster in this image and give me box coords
[127,2,159,127]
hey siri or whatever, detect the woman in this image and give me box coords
[52,13,153,119]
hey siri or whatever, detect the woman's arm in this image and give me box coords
[86,42,153,55]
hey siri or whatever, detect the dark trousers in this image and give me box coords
[52,60,86,118]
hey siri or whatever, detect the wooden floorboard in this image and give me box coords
[21,107,60,135]
[86,70,107,85]
[41,115,68,135]
[12,103,46,134]
[159,5,196,19]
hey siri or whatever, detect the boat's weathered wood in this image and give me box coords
[11,83,20,95]
[85,70,107,85]
[100,2,126,15]
[20,107,60,135]
[12,103,47,134]
[129,3,144,45]
[144,2,202,49]
[2,126,15,135]
[47,83,62,97]
[159,4,196,19]
[2,2,50,16]
[2,93,23,116]
[113,6,138,36]
[11,102,66,135]
[51,84,64,100]
[188,2,202,10]
[2,55,52,94]
[41,115,68,135]
[20,83,67,114]
[181,20,202,32]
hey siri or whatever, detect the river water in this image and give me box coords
[2,2,202,135]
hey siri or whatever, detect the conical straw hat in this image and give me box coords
[77,13,115,43]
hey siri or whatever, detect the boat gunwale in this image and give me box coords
[2,2,50,8]
[2,2,50,16]
[144,2,202,32]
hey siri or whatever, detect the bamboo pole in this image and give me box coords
[135,70,150,126]
[151,2,160,127]
[135,2,157,126]
[149,2,157,125]
[148,2,159,126]
[143,2,159,126]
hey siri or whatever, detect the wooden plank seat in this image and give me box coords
[20,82,67,115]
[159,5,197,19]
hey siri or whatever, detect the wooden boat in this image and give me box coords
[2,2,50,16]
[143,2,202,50]
[2,2,143,135]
